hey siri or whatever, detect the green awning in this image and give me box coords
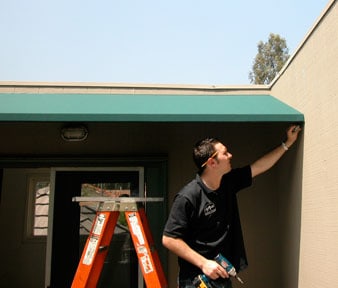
[0,93,304,122]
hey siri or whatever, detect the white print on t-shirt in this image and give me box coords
[204,202,216,216]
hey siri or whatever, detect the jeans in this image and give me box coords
[178,276,232,288]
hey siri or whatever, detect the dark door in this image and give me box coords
[49,170,143,288]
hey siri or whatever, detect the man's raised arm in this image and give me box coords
[251,125,301,178]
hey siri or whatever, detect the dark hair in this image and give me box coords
[193,137,220,172]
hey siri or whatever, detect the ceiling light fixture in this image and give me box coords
[61,125,88,142]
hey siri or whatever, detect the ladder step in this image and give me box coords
[72,202,167,288]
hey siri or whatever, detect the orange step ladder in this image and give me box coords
[71,197,168,288]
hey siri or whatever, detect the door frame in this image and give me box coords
[45,166,145,288]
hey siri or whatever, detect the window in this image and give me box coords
[26,174,50,238]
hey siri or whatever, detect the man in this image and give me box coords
[162,125,301,288]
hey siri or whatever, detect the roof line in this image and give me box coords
[0,81,269,91]
[0,81,269,93]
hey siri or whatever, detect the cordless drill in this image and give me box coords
[193,254,244,288]
[214,254,244,284]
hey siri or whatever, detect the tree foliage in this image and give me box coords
[249,33,290,84]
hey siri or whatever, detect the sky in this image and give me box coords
[0,0,330,85]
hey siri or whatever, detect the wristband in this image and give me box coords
[281,142,289,151]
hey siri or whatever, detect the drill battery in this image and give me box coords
[192,274,212,288]
[193,274,229,288]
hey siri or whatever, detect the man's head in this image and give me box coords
[193,137,232,175]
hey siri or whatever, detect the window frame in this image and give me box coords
[24,172,51,242]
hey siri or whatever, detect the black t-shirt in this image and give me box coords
[163,166,252,279]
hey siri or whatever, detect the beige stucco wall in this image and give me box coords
[271,1,338,287]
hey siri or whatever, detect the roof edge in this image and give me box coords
[0,81,269,94]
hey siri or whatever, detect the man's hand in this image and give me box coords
[162,236,229,280]
[201,259,229,280]
[285,124,302,148]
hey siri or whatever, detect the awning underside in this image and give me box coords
[0,93,304,122]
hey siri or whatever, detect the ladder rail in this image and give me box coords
[71,198,168,288]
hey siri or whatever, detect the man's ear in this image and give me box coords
[209,157,218,167]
